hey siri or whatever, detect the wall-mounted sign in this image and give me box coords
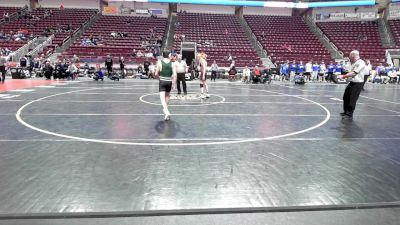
[103,6,118,14]
[330,12,345,19]
[360,12,376,19]
[135,9,149,14]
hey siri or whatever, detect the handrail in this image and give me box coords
[28,35,54,57]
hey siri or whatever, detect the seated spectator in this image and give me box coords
[242,66,250,83]
[137,64,143,74]
[252,65,261,83]
[388,68,398,83]
[3,12,9,21]
[228,66,237,81]
[131,49,137,57]
[136,50,144,58]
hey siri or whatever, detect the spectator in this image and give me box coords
[144,60,150,76]
[42,60,54,80]
[312,61,320,82]
[252,65,261,83]
[119,56,125,78]
[228,66,237,81]
[137,64,143,74]
[280,61,289,81]
[20,55,28,68]
[210,60,218,81]
[242,66,250,83]
[388,68,398,83]
[305,60,312,82]
[0,53,6,83]
[131,49,137,57]
[105,55,113,76]
[327,62,335,82]
[136,50,144,58]
[148,62,155,79]
[289,60,297,81]
[145,51,154,58]
[319,61,326,82]
[3,12,9,22]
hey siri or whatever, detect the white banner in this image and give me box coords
[330,12,345,19]
[135,9,149,14]
[345,13,359,18]
[389,10,400,18]
[360,12,376,19]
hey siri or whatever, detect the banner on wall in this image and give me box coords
[345,13,359,18]
[135,9,150,14]
[330,12,345,19]
[103,6,118,14]
[360,12,376,19]
[150,9,163,15]
[315,13,330,20]
[389,10,400,18]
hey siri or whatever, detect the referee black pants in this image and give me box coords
[211,71,217,81]
[343,82,363,117]
[176,73,187,95]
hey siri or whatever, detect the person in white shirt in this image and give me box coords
[337,50,366,119]
[388,68,397,83]
[242,66,250,83]
[136,50,143,58]
[362,59,372,90]
[67,62,79,80]
[175,55,188,96]
[210,60,218,81]
[305,60,312,82]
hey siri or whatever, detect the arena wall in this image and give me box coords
[38,0,100,9]
[242,6,292,16]
[388,3,400,20]
[178,4,235,14]
[107,1,169,17]
[312,5,378,22]
[0,0,29,7]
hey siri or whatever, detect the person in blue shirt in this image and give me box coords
[297,61,305,75]
[289,60,297,82]
[385,64,392,74]
[335,62,343,75]
[327,62,335,82]
[312,61,320,82]
[280,61,289,81]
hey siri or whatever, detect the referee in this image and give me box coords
[337,50,366,120]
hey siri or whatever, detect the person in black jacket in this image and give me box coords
[144,60,150,76]
[43,60,54,80]
[105,55,113,76]
[119,56,125,78]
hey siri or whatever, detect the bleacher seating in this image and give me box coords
[0,6,22,20]
[63,15,167,64]
[244,15,332,65]
[317,21,386,63]
[0,6,25,52]
[0,8,96,55]
[388,19,400,47]
[173,13,261,67]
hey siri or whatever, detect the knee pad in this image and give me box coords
[200,84,204,88]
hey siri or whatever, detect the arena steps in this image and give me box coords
[377,18,396,48]
[304,15,344,60]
